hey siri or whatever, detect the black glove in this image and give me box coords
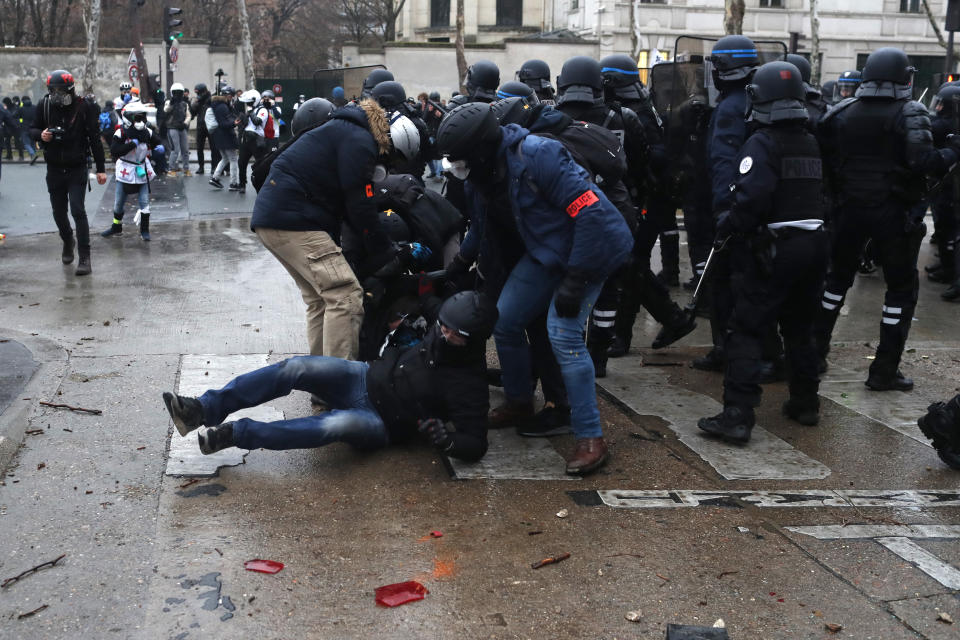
[362,276,386,309]
[418,418,453,452]
[554,272,588,318]
[715,210,734,242]
[443,253,470,295]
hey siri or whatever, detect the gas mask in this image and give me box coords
[134,121,146,131]
[51,88,74,107]
[442,157,470,180]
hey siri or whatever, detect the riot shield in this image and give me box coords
[312,65,386,103]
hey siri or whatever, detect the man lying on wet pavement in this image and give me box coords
[161,291,496,462]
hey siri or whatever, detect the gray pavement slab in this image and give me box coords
[0,339,37,416]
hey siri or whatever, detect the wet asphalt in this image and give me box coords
[0,163,958,639]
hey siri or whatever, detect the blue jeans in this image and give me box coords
[197,356,388,451]
[113,181,150,218]
[494,254,604,439]
[20,130,35,158]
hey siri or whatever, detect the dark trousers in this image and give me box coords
[682,191,715,280]
[815,205,925,377]
[46,165,90,254]
[196,126,220,171]
[237,134,264,187]
[725,230,829,408]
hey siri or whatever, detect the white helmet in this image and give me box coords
[240,89,261,104]
[170,82,185,93]
[120,81,132,91]
[389,111,420,162]
[121,101,149,129]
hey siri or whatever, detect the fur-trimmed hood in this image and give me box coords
[333,98,391,155]
[211,94,233,104]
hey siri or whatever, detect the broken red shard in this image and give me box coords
[375,581,429,607]
[430,531,443,538]
[244,559,284,574]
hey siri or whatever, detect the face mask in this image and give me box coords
[51,89,73,107]
[442,157,470,180]
[134,121,146,130]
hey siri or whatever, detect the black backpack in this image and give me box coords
[540,119,627,188]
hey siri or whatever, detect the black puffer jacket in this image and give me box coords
[29,95,106,172]
[251,100,394,257]
[366,324,489,462]
[210,95,238,151]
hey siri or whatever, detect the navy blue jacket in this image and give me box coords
[463,124,631,281]
[707,89,749,213]
[251,103,393,257]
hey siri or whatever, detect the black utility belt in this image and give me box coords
[767,225,823,240]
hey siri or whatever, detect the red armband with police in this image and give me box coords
[566,190,599,218]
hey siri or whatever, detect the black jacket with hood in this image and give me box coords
[30,95,106,172]
[251,99,394,258]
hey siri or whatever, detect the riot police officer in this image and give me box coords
[516,59,556,104]
[785,54,828,128]
[448,60,500,107]
[815,48,960,390]
[360,69,394,99]
[821,80,837,107]
[927,83,960,300]
[693,35,760,373]
[554,56,694,375]
[835,70,861,100]
[495,81,539,105]
[697,61,830,443]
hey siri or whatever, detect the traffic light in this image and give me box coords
[167,7,183,41]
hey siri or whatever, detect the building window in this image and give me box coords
[570,0,578,9]
[899,0,920,12]
[639,0,667,4]
[759,0,783,7]
[497,0,522,26]
[431,0,450,27]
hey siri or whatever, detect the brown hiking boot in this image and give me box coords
[488,400,535,429]
[565,437,609,475]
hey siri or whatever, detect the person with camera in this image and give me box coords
[30,69,107,276]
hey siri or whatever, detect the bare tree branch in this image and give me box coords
[922,0,960,60]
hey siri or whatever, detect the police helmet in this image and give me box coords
[785,54,812,84]
[378,210,411,243]
[436,103,501,162]
[465,60,501,102]
[290,98,335,136]
[372,81,407,109]
[934,84,960,116]
[821,80,837,99]
[746,61,808,124]
[491,96,537,128]
[600,54,644,100]
[557,56,603,105]
[389,111,421,162]
[362,69,394,97]
[709,35,759,81]
[835,70,862,100]
[429,91,441,102]
[495,80,539,106]
[859,48,915,99]
[517,59,552,90]
[438,291,498,342]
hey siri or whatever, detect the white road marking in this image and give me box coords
[785,524,960,539]
[599,360,830,480]
[876,537,960,590]
[165,354,282,477]
[447,429,578,481]
[819,362,933,447]
[596,489,960,509]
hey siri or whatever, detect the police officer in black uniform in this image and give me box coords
[928,83,960,300]
[516,59,556,104]
[360,68,394,99]
[697,61,830,443]
[835,70,861,100]
[448,60,500,107]
[30,69,107,276]
[785,54,828,129]
[815,48,960,391]
[554,56,694,375]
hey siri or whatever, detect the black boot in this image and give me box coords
[608,335,631,358]
[163,392,206,436]
[782,396,820,426]
[698,406,755,443]
[139,213,151,241]
[692,347,725,372]
[865,369,914,391]
[652,306,697,349]
[943,280,960,302]
[101,219,123,237]
[61,236,74,264]
[657,232,681,287]
[75,253,91,276]
[198,423,235,455]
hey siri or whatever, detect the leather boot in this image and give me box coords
[782,396,820,426]
[61,236,74,264]
[565,437,609,475]
[698,406,755,443]
[75,253,91,276]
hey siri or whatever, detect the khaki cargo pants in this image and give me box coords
[256,228,363,360]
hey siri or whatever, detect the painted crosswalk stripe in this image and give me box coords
[165,354,282,477]
[592,489,960,509]
[446,429,578,481]
[599,359,830,480]
[819,362,933,447]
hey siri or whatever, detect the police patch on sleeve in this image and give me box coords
[739,156,753,175]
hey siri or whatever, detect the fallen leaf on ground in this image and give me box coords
[825,622,843,633]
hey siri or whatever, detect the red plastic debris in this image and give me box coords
[244,559,285,574]
[430,531,443,538]
[375,581,429,607]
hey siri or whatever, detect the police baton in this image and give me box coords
[686,235,730,313]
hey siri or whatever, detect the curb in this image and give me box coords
[0,328,69,475]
